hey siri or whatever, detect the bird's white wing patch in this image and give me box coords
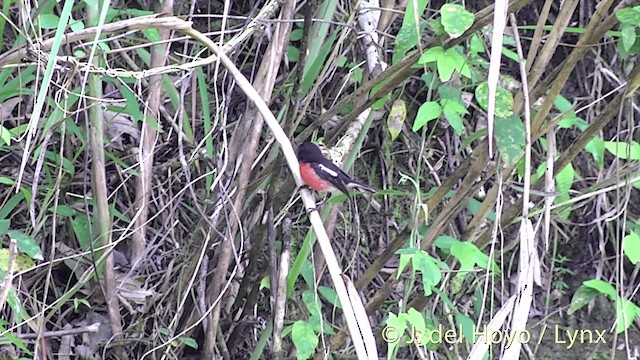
[318,164,338,177]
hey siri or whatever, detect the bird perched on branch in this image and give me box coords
[297,141,375,198]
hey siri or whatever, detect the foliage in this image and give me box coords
[0,0,638,359]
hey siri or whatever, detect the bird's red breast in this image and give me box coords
[299,162,337,192]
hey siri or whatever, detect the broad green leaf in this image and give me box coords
[291,321,318,360]
[402,0,429,27]
[454,311,476,343]
[385,312,407,354]
[437,85,462,101]
[50,204,75,217]
[0,219,8,236]
[555,162,575,195]
[475,82,514,116]
[442,101,464,135]
[604,141,640,160]
[621,25,637,52]
[554,94,574,112]
[616,7,640,24]
[7,287,29,323]
[440,4,474,38]
[318,286,340,308]
[469,34,485,56]
[585,137,605,167]
[38,14,61,29]
[441,99,468,114]
[494,115,525,167]
[302,290,321,317]
[433,235,458,251]
[568,285,600,314]
[396,247,417,278]
[0,124,10,145]
[394,20,427,64]
[405,308,426,334]
[290,28,303,41]
[288,46,300,62]
[0,249,36,273]
[387,99,407,140]
[179,337,198,349]
[6,231,43,260]
[436,51,457,82]
[71,213,92,251]
[583,279,617,299]
[623,232,640,264]
[413,250,442,296]
[413,101,442,132]
[616,298,638,333]
[417,46,444,64]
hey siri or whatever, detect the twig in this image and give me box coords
[18,323,100,339]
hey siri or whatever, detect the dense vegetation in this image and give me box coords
[0,0,639,359]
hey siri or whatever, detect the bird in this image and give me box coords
[297,141,375,198]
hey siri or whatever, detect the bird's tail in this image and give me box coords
[349,179,375,194]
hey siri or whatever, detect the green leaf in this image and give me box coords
[394,21,427,64]
[413,250,442,296]
[568,285,601,314]
[454,311,476,343]
[0,124,10,145]
[301,29,338,94]
[441,98,468,114]
[405,308,426,334]
[469,34,485,56]
[396,247,417,278]
[413,101,442,132]
[555,162,575,195]
[474,82,514,116]
[288,46,300,62]
[494,115,525,167]
[433,235,459,251]
[437,85,462,101]
[442,100,465,135]
[418,46,444,64]
[290,28,303,41]
[38,14,61,29]
[0,219,9,237]
[623,232,640,264]
[385,312,407,354]
[585,137,605,167]
[179,336,198,349]
[616,7,640,25]
[387,99,407,141]
[440,4,474,38]
[616,298,638,334]
[302,290,321,317]
[50,205,75,218]
[0,250,35,274]
[621,25,637,52]
[583,279,617,299]
[71,213,92,251]
[450,241,496,275]
[7,231,43,261]
[318,286,340,308]
[436,51,457,82]
[604,141,640,160]
[291,321,318,360]
[553,94,573,112]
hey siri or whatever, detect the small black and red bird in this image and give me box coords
[297,141,375,197]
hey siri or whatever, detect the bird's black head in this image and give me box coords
[297,141,326,162]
